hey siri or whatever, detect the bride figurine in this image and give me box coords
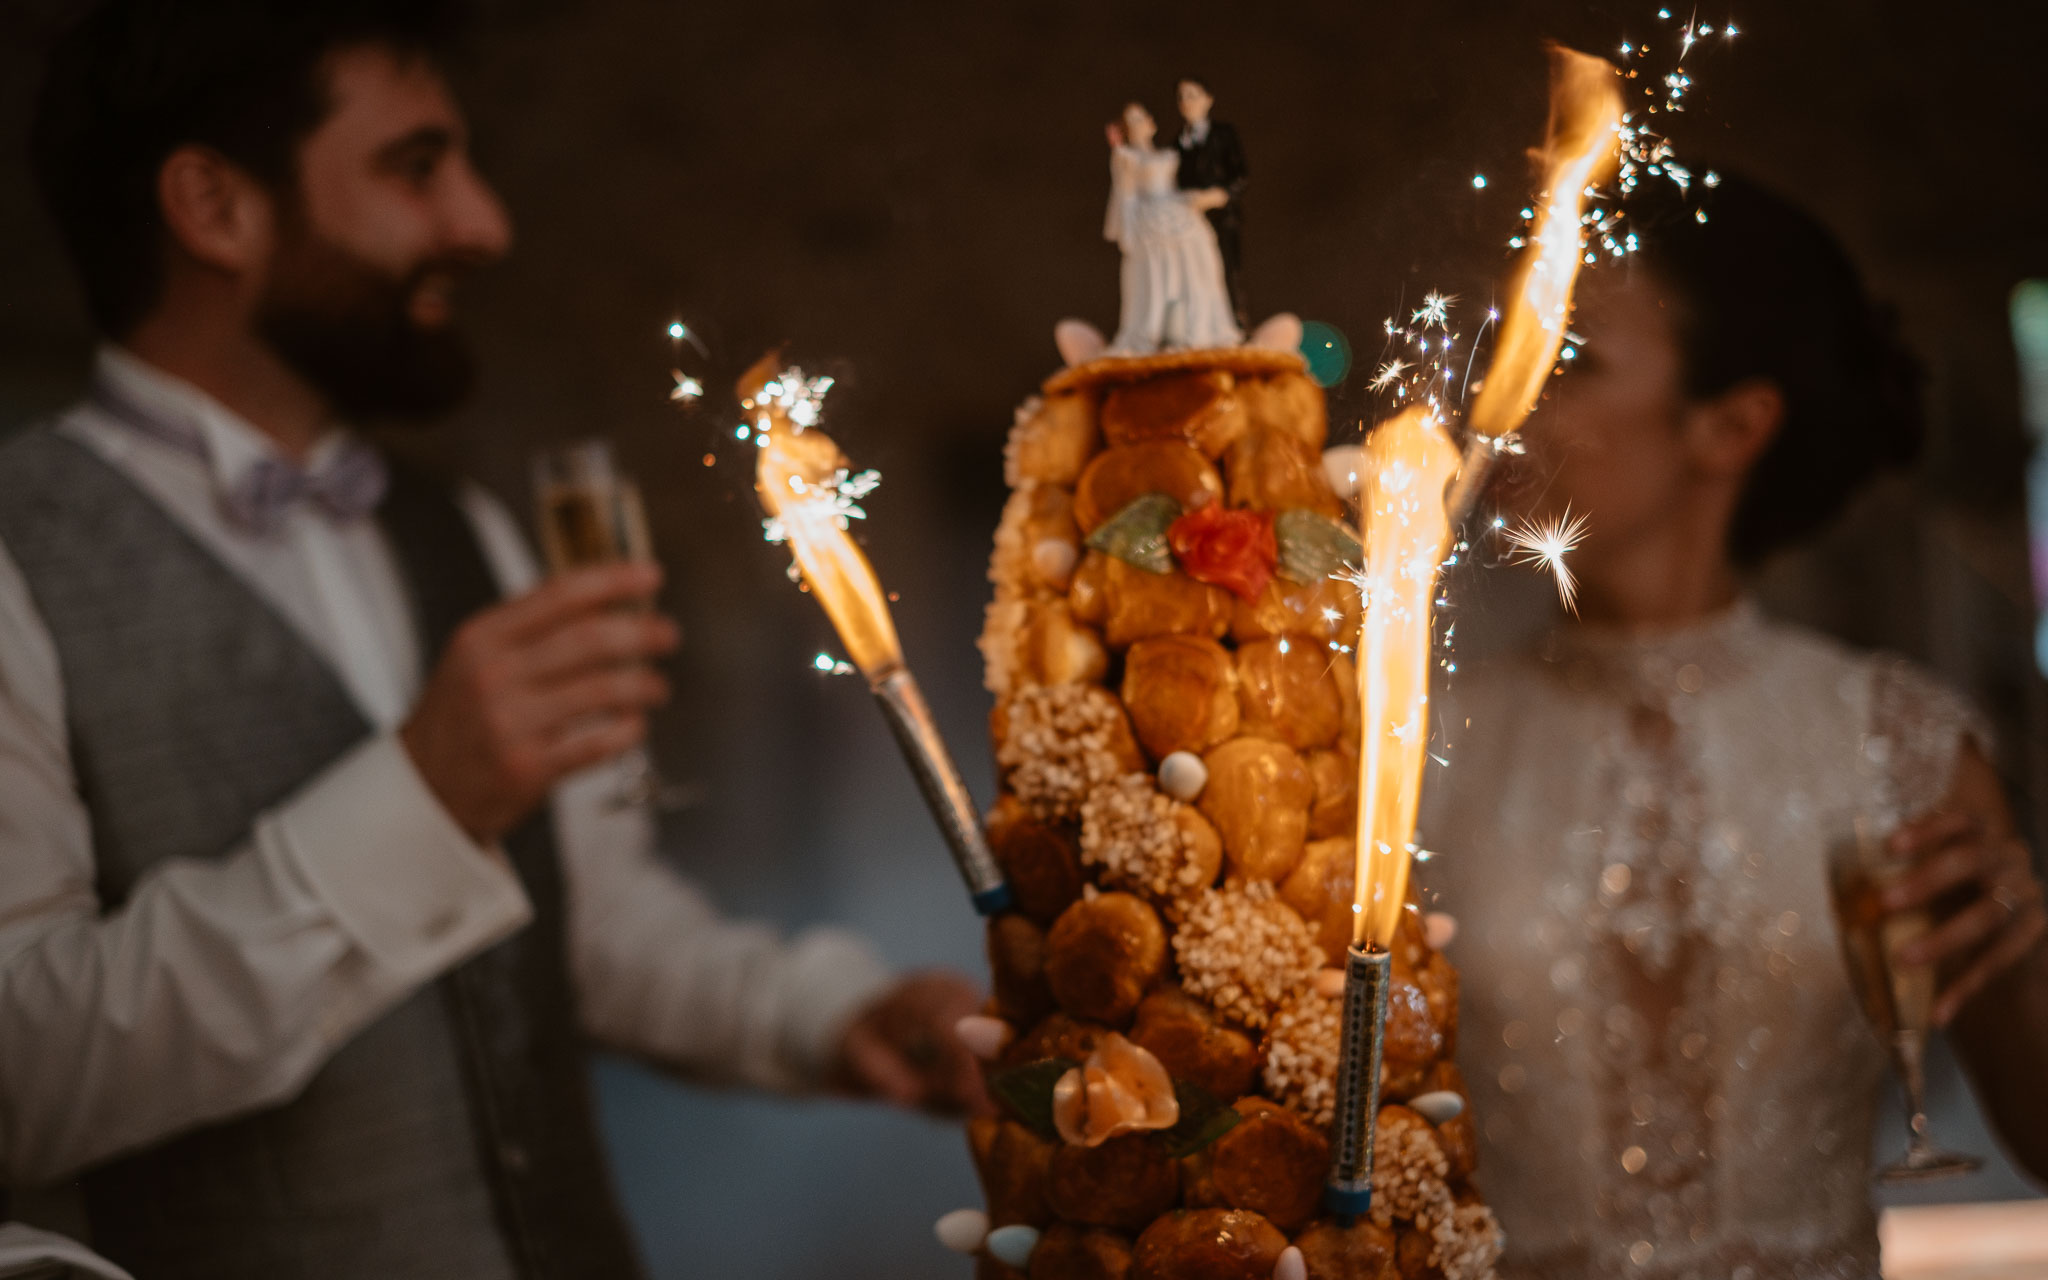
[1103,102,1243,355]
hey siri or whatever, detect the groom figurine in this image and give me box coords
[1174,77,1248,331]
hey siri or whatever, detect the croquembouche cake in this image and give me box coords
[964,343,1504,1280]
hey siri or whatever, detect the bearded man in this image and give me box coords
[0,4,981,1276]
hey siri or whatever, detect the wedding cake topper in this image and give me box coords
[1173,77,1248,331]
[1056,82,1300,368]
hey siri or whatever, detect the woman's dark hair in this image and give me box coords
[30,0,464,338]
[1626,172,1924,565]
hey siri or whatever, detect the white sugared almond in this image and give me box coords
[1321,444,1365,500]
[1409,1090,1466,1124]
[1157,751,1208,801]
[934,1208,989,1254]
[1424,911,1458,950]
[986,1224,1040,1269]
[954,1015,1012,1061]
[1274,1245,1308,1280]
[1030,538,1079,585]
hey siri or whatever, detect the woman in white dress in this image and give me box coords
[1103,103,1242,354]
[1417,175,2048,1279]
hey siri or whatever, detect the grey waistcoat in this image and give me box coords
[0,427,644,1280]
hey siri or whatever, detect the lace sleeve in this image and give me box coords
[1866,656,1996,827]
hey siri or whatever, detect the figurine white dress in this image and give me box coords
[1104,104,1243,355]
[1416,600,1985,1280]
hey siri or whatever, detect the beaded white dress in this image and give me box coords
[1103,143,1243,354]
[1416,599,1985,1280]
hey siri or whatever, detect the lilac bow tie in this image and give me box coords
[90,372,389,536]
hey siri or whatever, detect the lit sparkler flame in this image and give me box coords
[747,356,903,678]
[1503,507,1590,612]
[1350,405,1462,949]
[1464,45,1623,445]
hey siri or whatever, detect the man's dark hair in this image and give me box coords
[30,0,464,337]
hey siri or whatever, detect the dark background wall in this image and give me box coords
[2,1,2044,1276]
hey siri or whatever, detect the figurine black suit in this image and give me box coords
[1174,78,1248,330]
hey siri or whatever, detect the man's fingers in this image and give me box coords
[1934,909,2048,1027]
[944,1048,995,1117]
[541,711,648,778]
[493,562,664,642]
[533,667,670,736]
[843,1024,924,1107]
[523,611,679,684]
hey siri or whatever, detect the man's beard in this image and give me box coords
[254,216,478,424]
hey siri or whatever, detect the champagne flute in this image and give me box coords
[531,440,690,811]
[1827,818,1980,1183]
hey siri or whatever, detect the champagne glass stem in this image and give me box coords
[1895,1030,1934,1159]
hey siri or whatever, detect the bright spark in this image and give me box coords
[757,366,837,432]
[1503,508,1590,612]
[669,371,704,403]
[1370,358,1411,392]
[1413,292,1455,327]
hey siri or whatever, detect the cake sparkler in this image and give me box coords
[747,357,1014,916]
[1322,43,1623,1228]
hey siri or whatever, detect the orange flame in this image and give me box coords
[1351,406,1461,949]
[749,368,903,679]
[1347,47,1624,949]
[1465,45,1624,443]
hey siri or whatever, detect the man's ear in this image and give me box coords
[156,145,274,277]
[1684,377,1784,481]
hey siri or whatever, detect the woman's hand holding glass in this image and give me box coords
[1882,809,2048,1028]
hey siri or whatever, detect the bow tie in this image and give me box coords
[222,447,390,535]
[90,372,389,536]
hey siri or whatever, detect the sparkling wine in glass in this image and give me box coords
[531,440,687,811]
[1827,821,1979,1183]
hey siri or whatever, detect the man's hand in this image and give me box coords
[1187,187,1229,212]
[1884,810,2048,1026]
[401,562,678,844]
[835,971,990,1117]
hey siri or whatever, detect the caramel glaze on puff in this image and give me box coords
[1121,634,1240,760]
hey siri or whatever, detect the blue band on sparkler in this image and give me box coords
[971,883,1015,916]
[1323,1185,1373,1218]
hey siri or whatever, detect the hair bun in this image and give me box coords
[1628,172,1926,564]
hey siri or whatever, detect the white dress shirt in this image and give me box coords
[0,348,891,1187]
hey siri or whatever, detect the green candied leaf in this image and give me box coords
[1274,507,1364,586]
[1085,493,1181,574]
[989,1057,1078,1140]
[1157,1077,1244,1158]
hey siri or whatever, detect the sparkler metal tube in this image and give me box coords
[868,666,1013,916]
[1323,942,1393,1223]
[1443,434,1500,532]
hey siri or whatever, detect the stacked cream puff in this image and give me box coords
[970,348,1501,1280]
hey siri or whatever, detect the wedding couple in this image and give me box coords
[1103,78,1248,354]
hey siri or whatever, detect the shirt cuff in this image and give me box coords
[775,928,895,1087]
[267,733,533,979]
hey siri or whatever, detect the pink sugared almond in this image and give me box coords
[954,1014,1013,1061]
